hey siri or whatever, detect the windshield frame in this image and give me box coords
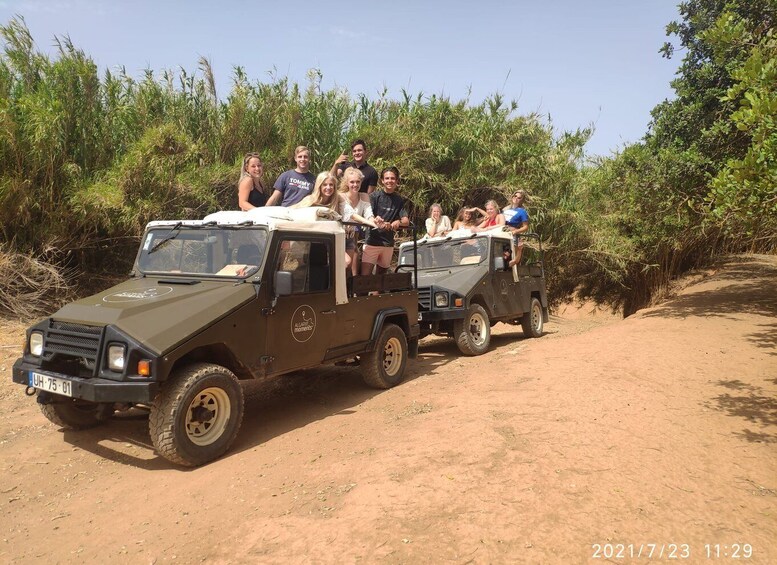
[134,224,269,280]
[398,235,491,271]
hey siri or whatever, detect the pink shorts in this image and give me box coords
[361,245,394,269]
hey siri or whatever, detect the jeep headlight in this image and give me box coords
[107,344,126,372]
[29,331,43,356]
[434,292,449,308]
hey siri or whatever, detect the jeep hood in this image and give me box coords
[416,266,487,295]
[51,278,258,355]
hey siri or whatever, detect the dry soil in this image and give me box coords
[0,254,775,564]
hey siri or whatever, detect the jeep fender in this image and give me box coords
[367,307,418,353]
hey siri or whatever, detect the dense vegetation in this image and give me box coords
[1,0,775,318]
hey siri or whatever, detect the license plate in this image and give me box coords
[29,371,73,398]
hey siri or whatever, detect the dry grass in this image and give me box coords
[0,246,74,320]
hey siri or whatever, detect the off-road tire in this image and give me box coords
[361,323,408,389]
[149,363,244,467]
[521,297,544,338]
[40,398,101,430]
[454,304,491,355]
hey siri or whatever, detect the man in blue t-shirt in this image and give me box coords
[266,146,316,207]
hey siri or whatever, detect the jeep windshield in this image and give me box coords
[398,236,488,270]
[136,226,268,278]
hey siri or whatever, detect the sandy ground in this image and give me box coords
[0,254,775,564]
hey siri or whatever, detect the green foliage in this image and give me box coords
[3,7,773,316]
[581,0,777,313]
[71,124,206,233]
[1,15,591,305]
[707,18,777,245]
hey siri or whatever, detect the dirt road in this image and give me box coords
[1,255,775,564]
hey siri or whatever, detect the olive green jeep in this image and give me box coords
[13,207,419,466]
[398,229,548,355]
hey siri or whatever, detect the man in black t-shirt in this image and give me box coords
[330,139,378,194]
[361,166,408,275]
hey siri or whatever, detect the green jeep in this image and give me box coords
[398,229,548,355]
[12,207,419,466]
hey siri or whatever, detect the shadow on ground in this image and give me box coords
[59,337,470,470]
[641,255,777,354]
[61,367,396,470]
[705,378,777,444]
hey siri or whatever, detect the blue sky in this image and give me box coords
[0,0,683,156]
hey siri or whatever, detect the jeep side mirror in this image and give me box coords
[274,271,293,296]
[494,257,505,270]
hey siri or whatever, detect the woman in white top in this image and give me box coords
[338,167,377,275]
[425,203,452,237]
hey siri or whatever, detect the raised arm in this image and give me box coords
[329,151,348,177]
[425,217,437,237]
[477,214,506,231]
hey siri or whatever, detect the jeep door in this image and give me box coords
[266,236,336,375]
[490,239,525,318]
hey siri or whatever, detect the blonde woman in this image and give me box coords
[237,152,267,210]
[473,200,505,232]
[503,189,528,223]
[293,172,339,211]
[338,167,377,274]
[425,203,452,237]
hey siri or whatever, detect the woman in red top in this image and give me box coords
[473,200,505,231]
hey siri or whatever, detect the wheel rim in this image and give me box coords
[468,312,488,346]
[185,387,231,446]
[531,302,542,333]
[383,337,404,376]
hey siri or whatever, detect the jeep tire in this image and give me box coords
[40,398,101,430]
[150,363,244,467]
[361,323,408,389]
[521,297,544,338]
[455,304,491,355]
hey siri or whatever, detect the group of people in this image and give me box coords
[237,139,531,274]
[425,191,529,238]
[237,141,407,276]
[425,192,531,266]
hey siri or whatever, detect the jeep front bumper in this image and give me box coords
[418,310,466,322]
[13,359,158,404]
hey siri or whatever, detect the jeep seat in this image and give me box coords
[236,244,260,265]
[308,244,330,292]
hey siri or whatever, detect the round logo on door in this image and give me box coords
[291,305,316,343]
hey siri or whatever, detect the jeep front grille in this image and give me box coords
[44,321,104,374]
[418,287,431,310]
